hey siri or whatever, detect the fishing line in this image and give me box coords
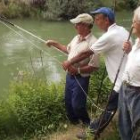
[0,20,64,85]
[0,19,107,113]
[74,77,106,112]
[0,16,67,56]
[0,20,61,64]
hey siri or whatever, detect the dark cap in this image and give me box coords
[90,7,115,22]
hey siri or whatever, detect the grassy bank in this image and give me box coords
[0,74,67,140]
[0,60,116,140]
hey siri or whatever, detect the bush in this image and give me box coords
[0,0,40,18]
[42,0,103,20]
[0,0,103,20]
[0,61,118,139]
[89,59,112,104]
[0,98,23,140]
[88,58,112,117]
[0,74,67,138]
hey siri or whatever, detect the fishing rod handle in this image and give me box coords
[127,27,133,41]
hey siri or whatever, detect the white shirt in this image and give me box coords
[123,38,140,87]
[90,23,129,92]
[67,33,99,77]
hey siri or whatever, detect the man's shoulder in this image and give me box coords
[113,24,128,33]
[88,34,97,44]
[90,34,97,40]
[107,25,128,38]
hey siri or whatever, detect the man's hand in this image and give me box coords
[62,60,71,70]
[68,66,78,75]
[123,41,132,54]
[46,40,57,47]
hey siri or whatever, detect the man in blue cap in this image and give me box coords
[62,7,131,139]
[90,7,115,24]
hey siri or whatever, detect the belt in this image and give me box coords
[123,81,140,90]
[67,73,81,77]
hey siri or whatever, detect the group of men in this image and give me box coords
[46,6,140,140]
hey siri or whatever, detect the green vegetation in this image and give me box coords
[0,0,139,20]
[89,60,112,104]
[0,74,67,139]
[0,60,116,140]
[0,0,137,139]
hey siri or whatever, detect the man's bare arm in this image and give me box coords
[46,40,68,54]
[62,49,94,70]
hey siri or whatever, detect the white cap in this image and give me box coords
[70,13,93,25]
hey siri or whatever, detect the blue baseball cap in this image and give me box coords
[90,7,115,22]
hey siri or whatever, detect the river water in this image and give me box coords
[0,11,132,99]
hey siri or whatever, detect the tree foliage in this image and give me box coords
[116,0,139,10]
[42,0,102,20]
[0,0,139,19]
[30,0,46,10]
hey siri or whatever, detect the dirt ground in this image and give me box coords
[37,113,119,140]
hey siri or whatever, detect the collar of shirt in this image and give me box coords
[78,33,92,42]
[107,23,117,32]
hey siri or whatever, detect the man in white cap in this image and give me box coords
[46,13,99,125]
[62,7,131,139]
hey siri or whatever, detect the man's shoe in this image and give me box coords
[76,127,93,140]
[89,120,99,134]
[76,131,87,140]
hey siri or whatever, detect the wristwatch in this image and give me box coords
[77,67,81,74]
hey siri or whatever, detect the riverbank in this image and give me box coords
[3,114,119,140]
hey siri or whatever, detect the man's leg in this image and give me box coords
[72,75,90,125]
[118,84,132,140]
[76,90,118,139]
[129,87,140,140]
[65,74,79,124]
[118,84,140,140]
[132,120,140,140]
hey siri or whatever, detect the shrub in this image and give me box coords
[0,100,21,139]
[0,74,67,138]
[89,59,112,104]
[88,58,112,117]
[43,0,102,20]
[0,0,39,18]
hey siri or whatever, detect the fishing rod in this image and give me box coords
[113,0,117,14]
[0,16,67,56]
[94,26,133,140]
[0,16,107,113]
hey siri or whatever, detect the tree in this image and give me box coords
[116,0,139,10]
[44,0,102,20]
[30,0,46,11]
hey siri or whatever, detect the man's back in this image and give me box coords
[90,23,130,91]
